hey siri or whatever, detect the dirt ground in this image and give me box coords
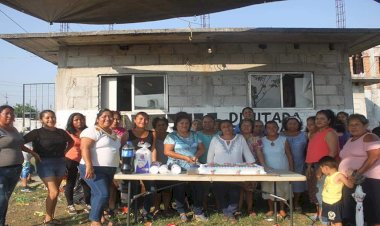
[6,176,324,226]
[7,177,90,226]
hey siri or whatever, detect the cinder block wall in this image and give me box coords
[55,42,352,127]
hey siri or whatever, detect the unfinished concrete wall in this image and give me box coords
[352,46,380,128]
[55,42,352,128]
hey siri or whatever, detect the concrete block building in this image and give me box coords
[351,45,380,127]
[2,28,380,128]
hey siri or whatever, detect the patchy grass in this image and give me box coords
[7,178,324,226]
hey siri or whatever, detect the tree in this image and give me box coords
[251,75,280,107]
[13,103,37,118]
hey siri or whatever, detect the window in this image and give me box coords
[100,74,167,111]
[249,72,314,109]
[352,53,364,74]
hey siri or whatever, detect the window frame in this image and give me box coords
[99,73,168,113]
[248,72,315,110]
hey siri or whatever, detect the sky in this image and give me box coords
[0,0,380,107]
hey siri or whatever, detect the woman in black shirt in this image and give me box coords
[128,111,157,220]
[24,110,73,225]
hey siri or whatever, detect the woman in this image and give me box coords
[151,117,172,216]
[191,119,202,132]
[234,107,254,134]
[259,121,294,217]
[305,116,317,139]
[196,114,219,211]
[79,109,124,226]
[281,117,307,212]
[336,111,349,128]
[164,112,208,223]
[64,113,91,215]
[305,110,339,221]
[128,111,156,220]
[339,114,380,226]
[238,118,263,217]
[0,105,38,226]
[107,111,128,217]
[111,111,126,138]
[336,111,351,149]
[208,119,256,224]
[253,120,265,137]
[24,110,74,225]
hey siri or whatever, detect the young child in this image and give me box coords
[20,142,34,192]
[318,156,354,226]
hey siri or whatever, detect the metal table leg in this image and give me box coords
[127,180,131,226]
[134,181,139,223]
[274,181,277,223]
[289,182,293,226]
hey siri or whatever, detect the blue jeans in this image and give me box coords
[0,164,22,226]
[78,164,116,222]
[213,182,240,217]
[173,182,203,215]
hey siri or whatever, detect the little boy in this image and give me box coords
[20,142,34,192]
[318,156,354,226]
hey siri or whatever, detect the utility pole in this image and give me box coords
[200,14,210,28]
[4,93,8,105]
[336,0,346,28]
[60,23,69,32]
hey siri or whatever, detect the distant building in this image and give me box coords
[351,45,380,127]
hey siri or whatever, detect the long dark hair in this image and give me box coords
[316,109,336,127]
[66,112,87,135]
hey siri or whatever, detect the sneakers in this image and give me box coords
[20,186,32,192]
[179,213,188,223]
[194,213,208,222]
[67,205,77,215]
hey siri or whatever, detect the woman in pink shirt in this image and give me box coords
[339,114,380,226]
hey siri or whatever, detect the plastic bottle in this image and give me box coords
[121,141,134,174]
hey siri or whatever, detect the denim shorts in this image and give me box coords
[20,162,35,178]
[37,157,66,178]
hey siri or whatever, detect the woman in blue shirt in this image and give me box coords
[164,112,208,223]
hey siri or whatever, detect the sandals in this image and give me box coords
[43,219,62,225]
[265,211,274,217]
[249,211,257,217]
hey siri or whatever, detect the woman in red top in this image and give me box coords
[305,109,339,221]
[64,113,91,215]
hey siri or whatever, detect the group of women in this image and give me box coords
[305,110,380,226]
[1,104,380,226]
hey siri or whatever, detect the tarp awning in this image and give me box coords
[0,0,283,24]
